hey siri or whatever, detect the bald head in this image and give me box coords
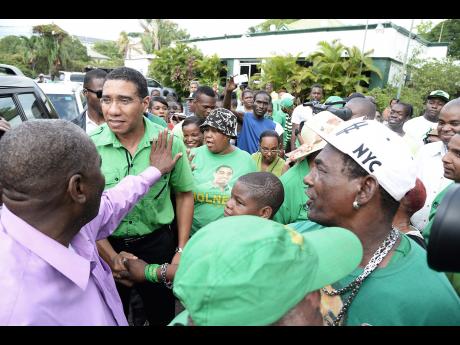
[346,97,377,120]
[0,120,97,197]
[442,97,460,112]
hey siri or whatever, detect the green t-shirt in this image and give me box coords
[168,310,190,326]
[308,227,460,325]
[423,182,459,296]
[273,159,310,224]
[146,112,168,128]
[190,145,257,235]
[271,106,286,129]
[251,151,286,177]
[289,219,324,234]
[90,117,194,238]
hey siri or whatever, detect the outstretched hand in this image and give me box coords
[186,148,196,171]
[150,129,183,174]
[0,116,11,135]
[225,75,238,93]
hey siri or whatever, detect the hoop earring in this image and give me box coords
[352,200,360,210]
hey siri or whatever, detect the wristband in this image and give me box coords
[144,264,160,283]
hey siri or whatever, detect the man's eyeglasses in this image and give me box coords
[84,88,103,99]
[260,147,280,154]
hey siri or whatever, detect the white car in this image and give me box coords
[37,83,86,122]
[58,71,85,86]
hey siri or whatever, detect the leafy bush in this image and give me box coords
[148,43,225,100]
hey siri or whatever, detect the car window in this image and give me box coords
[17,93,44,120]
[36,84,59,118]
[0,95,23,127]
[80,89,87,109]
[0,67,16,76]
[47,94,79,121]
[70,74,85,83]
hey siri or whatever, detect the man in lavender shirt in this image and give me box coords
[0,119,182,325]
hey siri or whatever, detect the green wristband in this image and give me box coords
[144,264,160,283]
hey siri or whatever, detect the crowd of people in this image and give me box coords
[1,66,460,326]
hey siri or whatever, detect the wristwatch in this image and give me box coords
[175,247,183,253]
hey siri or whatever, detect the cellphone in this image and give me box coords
[233,74,249,85]
[172,113,186,119]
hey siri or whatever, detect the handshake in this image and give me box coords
[110,251,178,288]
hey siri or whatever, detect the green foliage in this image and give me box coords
[368,57,460,116]
[252,39,383,100]
[421,19,460,59]
[93,41,122,60]
[416,20,434,36]
[0,27,90,77]
[148,43,203,99]
[148,43,225,100]
[195,54,226,88]
[250,54,303,92]
[248,20,297,33]
[139,19,190,53]
[309,40,382,97]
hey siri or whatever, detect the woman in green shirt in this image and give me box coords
[190,108,257,234]
[252,130,289,177]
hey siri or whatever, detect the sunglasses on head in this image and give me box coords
[84,88,103,99]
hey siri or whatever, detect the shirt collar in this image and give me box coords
[95,117,158,152]
[1,206,91,290]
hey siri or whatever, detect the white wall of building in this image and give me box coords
[124,55,155,76]
[186,24,447,63]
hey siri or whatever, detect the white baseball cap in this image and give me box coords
[306,117,416,201]
[287,111,343,161]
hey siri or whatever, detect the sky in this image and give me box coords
[0,19,444,41]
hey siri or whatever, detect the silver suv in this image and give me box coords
[0,75,59,128]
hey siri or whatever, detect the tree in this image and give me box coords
[248,20,297,33]
[368,57,460,116]
[93,41,123,60]
[33,24,70,76]
[148,43,204,99]
[420,19,460,59]
[0,35,38,76]
[148,43,225,99]
[195,54,226,87]
[249,54,304,94]
[139,19,190,53]
[117,31,129,58]
[308,40,382,97]
[60,36,90,71]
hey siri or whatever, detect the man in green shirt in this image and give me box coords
[91,67,194,325]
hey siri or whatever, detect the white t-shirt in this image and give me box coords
[410,141,452,231]
[403,116,437,150]
[291,105,313,125]
[85,112,101,134]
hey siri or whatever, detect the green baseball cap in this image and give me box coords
[427,90,449,103]
[173,215,363,326]
[280,93,295,108]
[325,96,344,109]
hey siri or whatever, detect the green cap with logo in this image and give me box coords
[427,90,449,103]
[173,215,363,326]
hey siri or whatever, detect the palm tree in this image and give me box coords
[33,24,68,76]
[117,31,129,58]
[139,19,160,52]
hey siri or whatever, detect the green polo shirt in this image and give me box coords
[90,117,194,238]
